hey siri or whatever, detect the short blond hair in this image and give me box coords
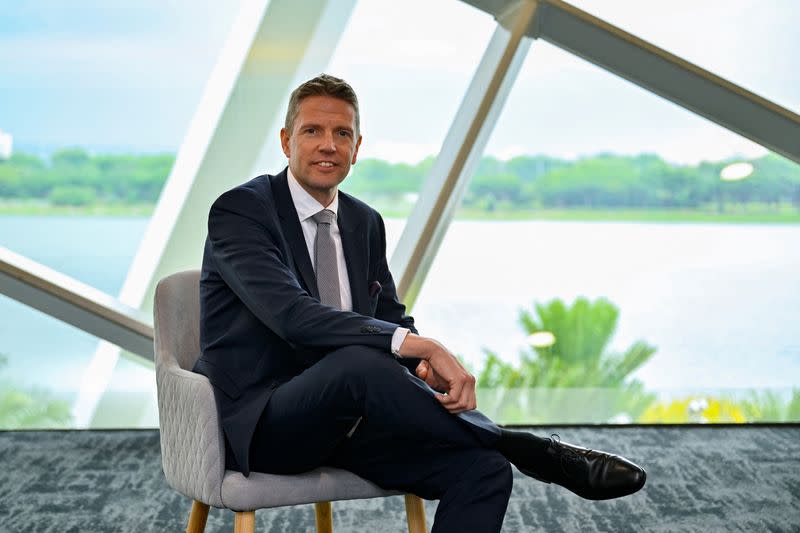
[285,74,360,135]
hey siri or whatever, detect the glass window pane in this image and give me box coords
[0,0,495,428]
[0,296,155,429]
[329,0,495,252]
[0,1,243,258]
[411,40,800,424]
[0,215,155,428]
[568,0,800,112]
[0,1,242,428]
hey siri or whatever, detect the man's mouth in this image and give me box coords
[315,161,336,168]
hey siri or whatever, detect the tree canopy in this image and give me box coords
[1,148,799,212]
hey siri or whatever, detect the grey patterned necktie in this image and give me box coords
[312,209,341,309]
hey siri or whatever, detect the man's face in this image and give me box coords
[281,95,362,206]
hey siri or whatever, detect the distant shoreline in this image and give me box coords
[2,202,799,224]
[0,202,154,217]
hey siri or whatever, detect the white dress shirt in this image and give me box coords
[287,169,408,354]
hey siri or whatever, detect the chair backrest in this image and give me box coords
[154,269,202,372]
[153,270,225,508]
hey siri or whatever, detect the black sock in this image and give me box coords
[495,429,562,480]
[495,428,551,463]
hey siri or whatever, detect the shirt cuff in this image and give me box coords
[391,327,410,357]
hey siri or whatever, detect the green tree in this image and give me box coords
[506,155,566,184]
[49,185,97,206]
[343,158,425,196]
[51,147,92,169]
[468,172,525,208]
[4,148,800,215]
[478,297,656,423]
[0,353,72,429]
[534,155,642,207]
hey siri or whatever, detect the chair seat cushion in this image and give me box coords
[220,467,402,511]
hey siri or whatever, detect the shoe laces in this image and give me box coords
[548,434,587,476]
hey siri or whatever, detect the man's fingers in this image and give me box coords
[419,362,446,391]
[464,375,477,411]
[436,392,477,413]
[425,346,478,412]
[436,394,461,412]
[444,380,464,407]
[440,376,478,414]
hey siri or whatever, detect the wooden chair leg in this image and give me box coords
[404,494,427,533]
[186,500,209,533]
[315,501,333,533]
[233,511,255,533]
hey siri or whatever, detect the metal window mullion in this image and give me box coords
[391,0,539,309]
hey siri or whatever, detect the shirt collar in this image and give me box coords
[287,167,339,222]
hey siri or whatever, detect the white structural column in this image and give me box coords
[390,0,538,308]
[72,0,357,427]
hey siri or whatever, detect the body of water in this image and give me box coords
[1,215,798,400]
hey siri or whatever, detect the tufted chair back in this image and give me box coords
[154,270,225,508]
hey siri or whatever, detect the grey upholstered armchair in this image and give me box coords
[153,270,427,533]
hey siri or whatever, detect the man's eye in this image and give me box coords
[305,128,316,134]
[338,130,351,137]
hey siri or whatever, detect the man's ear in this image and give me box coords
[280,128,291,158]
[351,134,363,165]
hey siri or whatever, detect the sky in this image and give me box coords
[1,0,798,165]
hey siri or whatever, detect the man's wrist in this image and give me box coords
[397,333,433,361]
[390,327,410,357]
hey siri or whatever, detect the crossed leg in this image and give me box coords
[248,345,512,532]
[330,422,512,533]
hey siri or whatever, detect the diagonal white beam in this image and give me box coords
[73,0,357,428]
[0,246,153,357]
[391,0,538,308]
[464,0,800,164]
[533,0,800,164]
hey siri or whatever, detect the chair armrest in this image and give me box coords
[156,364,225,508]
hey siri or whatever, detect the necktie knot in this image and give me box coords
[312,209,335,226]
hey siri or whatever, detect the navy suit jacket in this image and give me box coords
[194,169,419,475]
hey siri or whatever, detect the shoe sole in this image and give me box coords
[518,467,647,501]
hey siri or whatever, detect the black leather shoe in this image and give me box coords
[515,435,646,500]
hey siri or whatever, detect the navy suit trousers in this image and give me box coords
[246,345,512,533]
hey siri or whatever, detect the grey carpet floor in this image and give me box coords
[0,426,798,532]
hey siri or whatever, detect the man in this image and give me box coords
[195,74,645,532]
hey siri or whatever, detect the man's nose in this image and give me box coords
[319,132,336,152]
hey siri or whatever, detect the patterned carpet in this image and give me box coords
[0,426,798,532]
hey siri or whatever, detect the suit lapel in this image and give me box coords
[338,195,369,315]
[271,170,319,299]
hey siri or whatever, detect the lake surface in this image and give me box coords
[1,215,798,398]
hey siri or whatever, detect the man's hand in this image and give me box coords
[415,360,448,392]
[399,334,477,414]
